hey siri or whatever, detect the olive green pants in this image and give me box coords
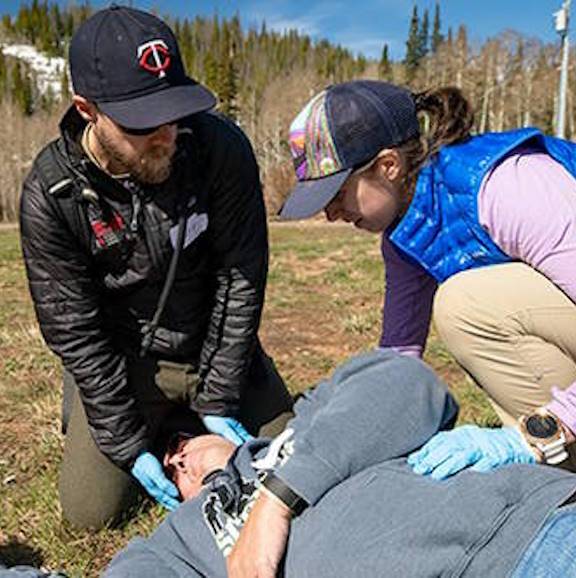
[59,347,293,530]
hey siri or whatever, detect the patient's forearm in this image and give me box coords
[227,489,292,578]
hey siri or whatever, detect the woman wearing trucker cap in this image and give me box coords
[280,80,576,477]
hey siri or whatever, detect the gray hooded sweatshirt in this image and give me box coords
[104,350,576,578]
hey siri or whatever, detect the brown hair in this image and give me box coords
[396,87,474,193]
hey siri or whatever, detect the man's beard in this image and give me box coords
[96,128,176,184]
[134,144,176,184]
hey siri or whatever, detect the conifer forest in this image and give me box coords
[0,1,570,221]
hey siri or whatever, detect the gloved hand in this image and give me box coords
[131,451,180,510]
[202,415,254,446]
[407,425,536,480]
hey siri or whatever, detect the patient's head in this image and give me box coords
[164,434,235,500]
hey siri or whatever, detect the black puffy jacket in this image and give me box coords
[20,107,269,468]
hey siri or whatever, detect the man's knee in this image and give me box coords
[59,464,140,530]
[59,389,141,530]
[61,370,76,435]
[58,429,141,530]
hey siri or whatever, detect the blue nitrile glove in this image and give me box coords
[407,425,536,480]
[131,451,180,510]
[202,415,254,446]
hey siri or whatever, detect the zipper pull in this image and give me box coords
[130,192,142,234]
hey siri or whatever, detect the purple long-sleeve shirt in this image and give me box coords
[379,147,576,430]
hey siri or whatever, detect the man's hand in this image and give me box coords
[202,415,254,446]
[407,425,536,480]
[131,451,180,510]
[227,489,292,578]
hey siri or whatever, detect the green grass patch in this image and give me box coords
[1,223,499,575]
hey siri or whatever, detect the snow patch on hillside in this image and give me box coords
[1,43,67,97]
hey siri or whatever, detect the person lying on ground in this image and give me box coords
[104,350,576,578]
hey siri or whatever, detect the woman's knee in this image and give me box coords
[432,271,485,352]
[432,265,576,418]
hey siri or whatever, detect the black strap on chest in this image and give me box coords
[139,127,204,357]
[139,208,186,357]
[34,142,126,252]
[34,142,90,248]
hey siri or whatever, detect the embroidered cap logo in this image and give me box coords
[137,39,171,78]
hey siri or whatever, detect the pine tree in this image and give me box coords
[40,84,56,111]
[23,64,34,114]
[177,18,195,73]
[12,61,34,115]
[219,58,238,119]
[38,12,53,54]
[1,14,13,35]
[49,3,64,55]
[229,14,243,57]
[78,3,91,26]
[218,24,239,120]
[64,10,74,37]
[29,0,42,44]
[203,51,219,93]
[456,25,468,59]
[405,5,421,81]
[0,2,366,126]
[0,50,6,99]
[378,43,392,80]
[432,2,443,53]
[356,54,367,75]
[15,5,33,43]
[60,66,71,100]
[419,8,429,59]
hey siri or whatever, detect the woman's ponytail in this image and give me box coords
[414,87,474,158]
[395,87,474,194]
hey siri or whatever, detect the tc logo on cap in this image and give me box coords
[137,39,171,78]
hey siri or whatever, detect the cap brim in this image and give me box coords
[279,169,352,220]
[97,81,217,129]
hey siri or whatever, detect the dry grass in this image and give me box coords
[0,223,497,575]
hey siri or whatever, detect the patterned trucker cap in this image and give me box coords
[279,80,420,220]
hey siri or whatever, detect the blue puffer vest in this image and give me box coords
[389,128,576,282]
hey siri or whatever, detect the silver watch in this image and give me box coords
[519,410,568,465]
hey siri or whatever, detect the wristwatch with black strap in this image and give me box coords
[518,409,569,465]
[261,472,309,516]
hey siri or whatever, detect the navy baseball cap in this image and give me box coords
[69,5,216,130]
[280,81,420,220]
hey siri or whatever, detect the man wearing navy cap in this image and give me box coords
[19,6,292,529]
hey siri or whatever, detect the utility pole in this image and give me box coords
[554,0,571,138]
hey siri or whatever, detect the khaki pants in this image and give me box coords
[59,345,293,530]
[434,263,576,426]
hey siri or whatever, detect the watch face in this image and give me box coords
[526,414,559,439]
